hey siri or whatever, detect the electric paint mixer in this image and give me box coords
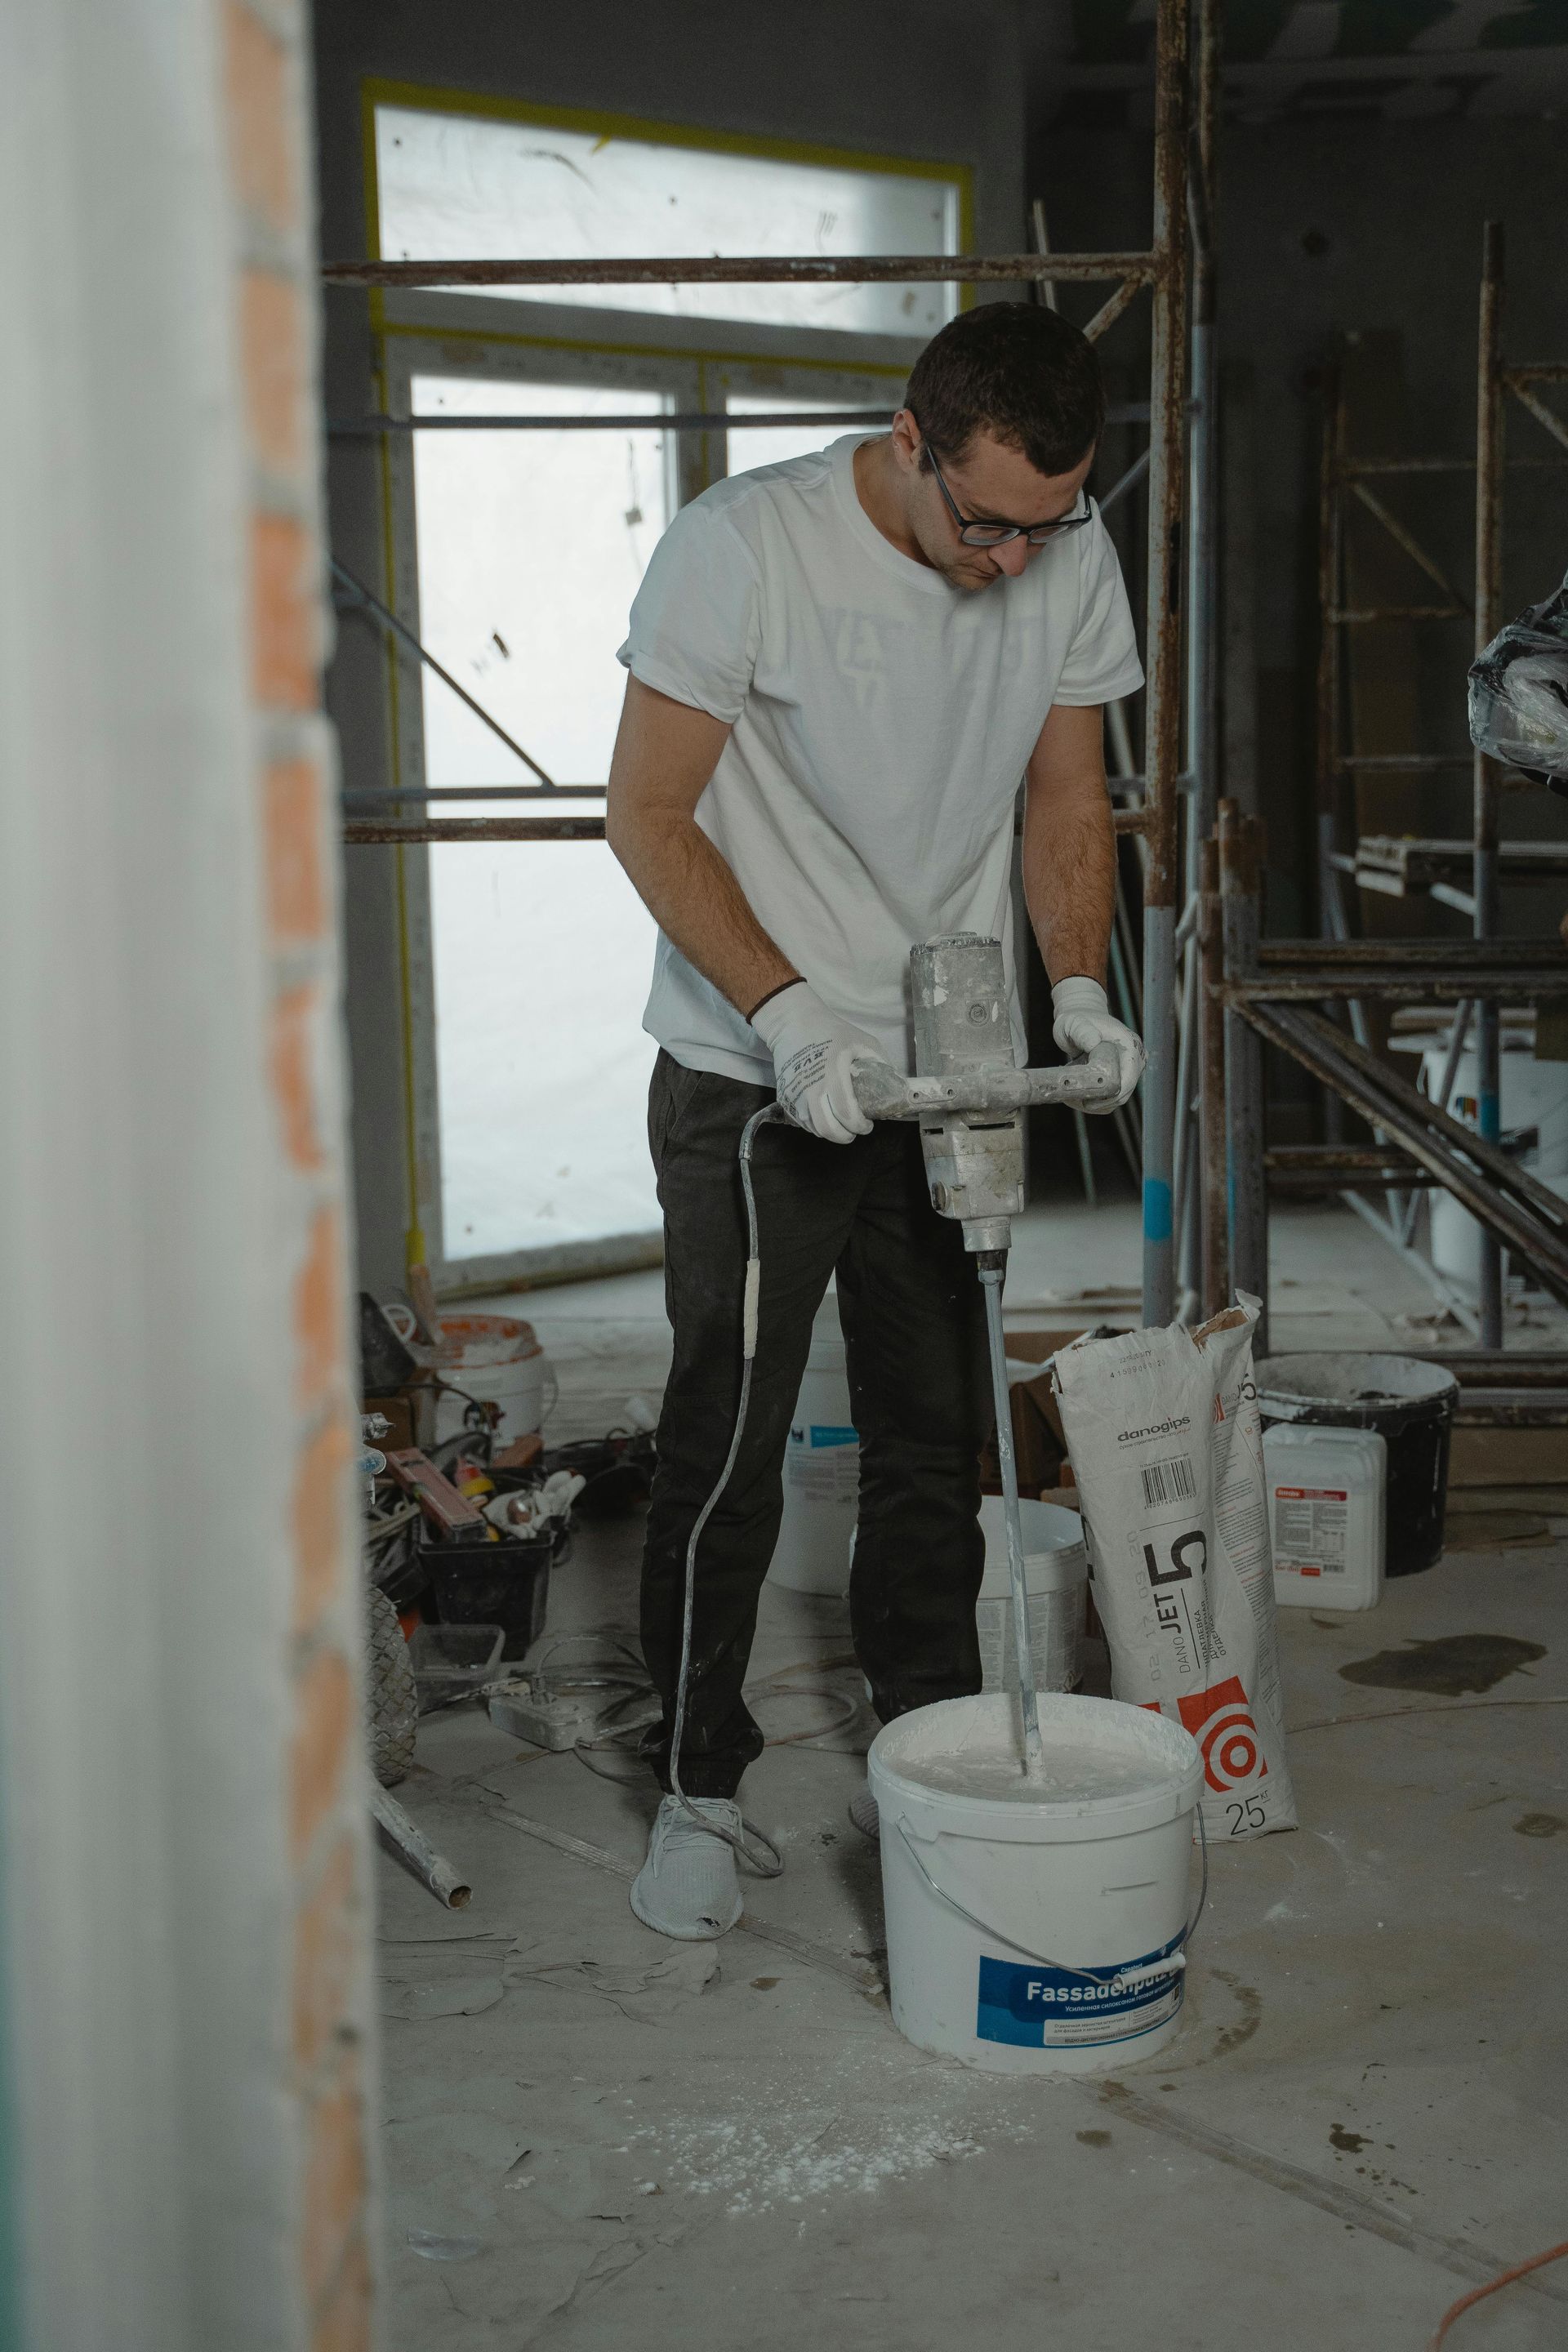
[667,933,1121,1868]
[851,934,1120,1783]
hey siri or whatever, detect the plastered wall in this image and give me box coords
[0,1,374,2343]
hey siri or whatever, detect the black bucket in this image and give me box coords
[1254,1353,1459,1577]
[421,1531,554,1659]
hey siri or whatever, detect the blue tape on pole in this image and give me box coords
[1143,1178,1173,1242]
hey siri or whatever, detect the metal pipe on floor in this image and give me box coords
[372,1783,472,1910]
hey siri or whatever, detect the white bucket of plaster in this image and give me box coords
[977,1497,1087,1694]
[869,1691,1203,2076]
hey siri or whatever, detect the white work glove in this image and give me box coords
[1051,977,1145,1111]
[751,980,878,1144]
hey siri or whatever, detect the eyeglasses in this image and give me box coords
[913,422,1095,548]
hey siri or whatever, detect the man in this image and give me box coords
[606,301,1145,1940]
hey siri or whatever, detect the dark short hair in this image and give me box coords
[904,301,1105,478]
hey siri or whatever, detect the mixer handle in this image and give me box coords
[852,1045,1123,1121]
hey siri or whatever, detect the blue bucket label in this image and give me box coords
[977,1934,1185,2051]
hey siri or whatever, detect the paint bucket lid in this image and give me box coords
[1255,1352,1457,1430]
[871,1692,1201,1846]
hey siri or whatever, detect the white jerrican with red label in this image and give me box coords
[1052,1295,1298,1840]
[1264,1423,1386,1610]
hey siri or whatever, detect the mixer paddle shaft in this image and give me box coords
[978,1261,1045,1782]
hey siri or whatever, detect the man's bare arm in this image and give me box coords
[605,675,798,1018]
[1021,700,1117,986]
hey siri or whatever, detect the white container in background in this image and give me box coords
[425,1312,556,1446]
[976,1497,1088,1693]
[870,1692,1203,2076]
[1418,1036,1568,1292]
[768,1327,859,1596]
[1264,1423,1386,1610]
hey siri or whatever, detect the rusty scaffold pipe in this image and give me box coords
[320,252,1156,290]
[1138,0,1192,1325]
[1474,220,1507,1349]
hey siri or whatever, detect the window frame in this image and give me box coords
[363,83,968,1293]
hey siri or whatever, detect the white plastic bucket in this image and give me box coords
[977,1497,1088,1693]
[869,1691,1203,2076]
[414,1312,556,1446]
[768,1329,859,1597]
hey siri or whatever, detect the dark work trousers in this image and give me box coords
[641,1049,993,1799]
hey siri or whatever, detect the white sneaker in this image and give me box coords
[849,1783,879,1841]
[630,1796,744,1940]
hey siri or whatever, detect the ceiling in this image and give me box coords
[1031,1,1568,124]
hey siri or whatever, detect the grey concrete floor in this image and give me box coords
[381,1205,1568,2350]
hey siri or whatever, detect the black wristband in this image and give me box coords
[746,976,805,1022]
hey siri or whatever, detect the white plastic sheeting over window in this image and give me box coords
[410,376,666,1263]
[375,105,961,337]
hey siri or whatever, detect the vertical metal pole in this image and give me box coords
[1029,199,1060,314]
[1475,221,1506,1351]
[1187,0,1220,866]
[1315,370,1348,1144]
[1141,0,1192,1327]
[1220,804,1267,1351]
[1171,940,1201,1322]
[1314,372,1344,926]
[1200,836,1230,1318]
[980,1265,1044,1780]
[1178,0,1220,1318]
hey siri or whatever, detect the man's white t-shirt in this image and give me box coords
[617,433,1143,1085]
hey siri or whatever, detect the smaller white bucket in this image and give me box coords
[977,1497,1088,1694]
[768,1328,859,1597]
[870,1692,1203,2076]
[412,1312,556,1446]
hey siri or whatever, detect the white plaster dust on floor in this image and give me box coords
[390,1204,1568,2350]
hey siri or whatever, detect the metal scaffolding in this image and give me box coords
[1271,220,1568,1361]
[324,0,1198,1327]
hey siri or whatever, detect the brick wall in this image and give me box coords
[223,2,375,2344]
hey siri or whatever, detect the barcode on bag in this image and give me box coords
[1140,1455,1196,1509]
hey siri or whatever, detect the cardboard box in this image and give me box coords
[979,1327,1124,1499]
